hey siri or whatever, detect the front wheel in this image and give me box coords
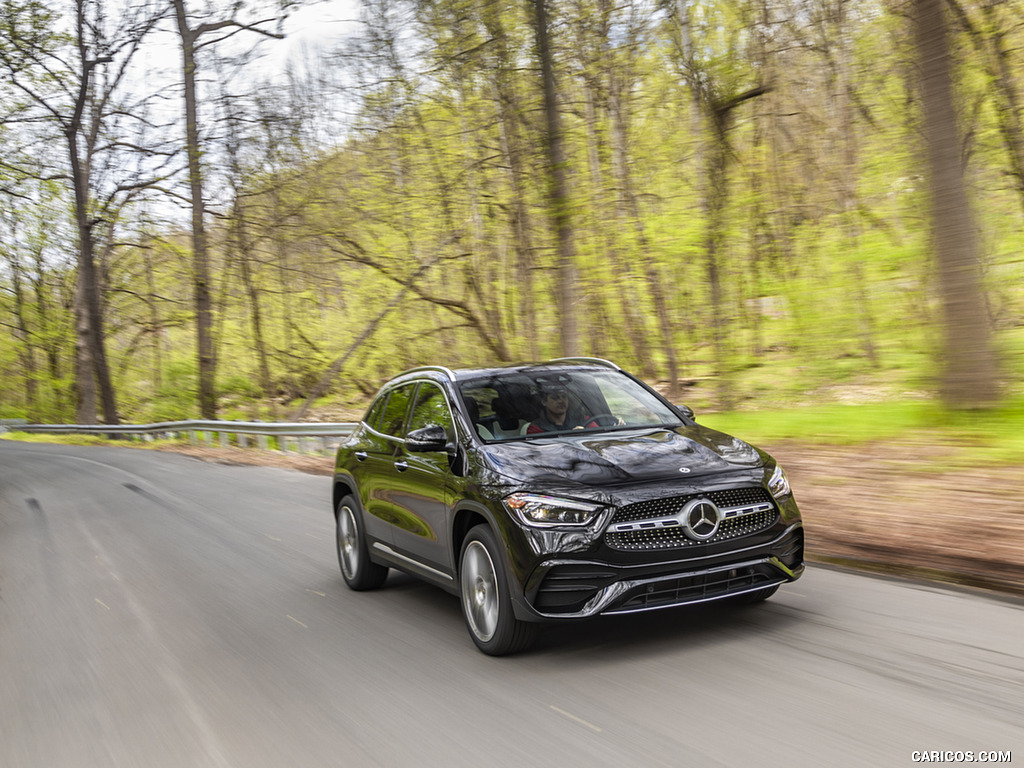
[459,525,537,656]
[336,496,388,591]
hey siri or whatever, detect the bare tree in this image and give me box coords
[532,0,581,356]
[674,0,768,409]
[170,0,285,419]
[0,0,165,424]
[947,0,1024,221]
[481,0,539,360]
[914,0,998,407]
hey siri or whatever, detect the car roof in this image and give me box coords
[397,358,623,383]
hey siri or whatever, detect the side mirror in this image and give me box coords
[676,404,695,421]
[406,424,451,453]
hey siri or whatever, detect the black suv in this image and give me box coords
[332,359,803,655]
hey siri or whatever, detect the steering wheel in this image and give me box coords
[584,412,620,427]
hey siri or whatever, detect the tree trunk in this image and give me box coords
[72,275,98,424]
[67,24,119,425]
[580,75,652,374]
[705,115,733,410]
[483,0,536,358]
[232,200,275,412]
[914,0,998,408]
[608,66,680,396]
[532,0,580,357]
[6,251,39,419]
[833,0,877,366]
[173,0,217,419]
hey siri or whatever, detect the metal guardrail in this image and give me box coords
[4,419,358,456]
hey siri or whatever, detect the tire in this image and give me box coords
[459,525,537,656]
[336,496,388,591]
[730,584,779,605]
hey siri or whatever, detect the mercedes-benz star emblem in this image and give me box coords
[681,498,721,541]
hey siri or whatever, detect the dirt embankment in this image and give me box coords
[161,441,1024,597]
[769,442,1024,596]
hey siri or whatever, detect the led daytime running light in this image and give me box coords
[505,493,601,527]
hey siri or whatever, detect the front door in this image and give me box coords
[357,383,414,544]
[389,381,456,574]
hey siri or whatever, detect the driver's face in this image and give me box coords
[542,390,569,418]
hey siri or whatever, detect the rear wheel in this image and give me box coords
[459,525,537,656]
[336,496,388,590]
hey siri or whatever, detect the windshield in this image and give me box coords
[457,368,683,442]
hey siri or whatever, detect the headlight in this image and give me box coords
[504,493,602,527]
[768,464,791,499]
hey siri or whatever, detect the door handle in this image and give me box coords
[394,460,408,472]
[355,451,368,461]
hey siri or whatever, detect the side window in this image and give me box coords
[363,395,387,431]
[407,382,454,439]
[379,384,414,437]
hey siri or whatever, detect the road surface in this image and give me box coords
[1,440,1020,767]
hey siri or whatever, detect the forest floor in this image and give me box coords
[156,438,1024,599]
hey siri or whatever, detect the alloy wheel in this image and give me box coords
[337,505,359,580]
[461,540,498,642]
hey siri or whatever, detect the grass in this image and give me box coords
[1,432,187,450]
[698,397,1024,466]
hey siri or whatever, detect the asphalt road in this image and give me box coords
[1,440,1020,768]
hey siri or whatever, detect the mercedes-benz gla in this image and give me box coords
[331,359,804,655]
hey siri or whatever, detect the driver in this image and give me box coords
[526,383,599,434]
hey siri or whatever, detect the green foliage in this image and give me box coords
[219,373,262,400]
[1,0,1023,423]
[0,404,29,419]
[148,362,198,422]
[700,398,1024,466]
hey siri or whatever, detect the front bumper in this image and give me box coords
[514,522,804,620]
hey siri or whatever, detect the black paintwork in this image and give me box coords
[332,360,804,624]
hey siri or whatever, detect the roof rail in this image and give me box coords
[400,365,458,380]
[547,357,621,370]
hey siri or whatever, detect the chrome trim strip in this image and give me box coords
[599,576,789,616]
[372,543,454,581]
[607,501,774,533]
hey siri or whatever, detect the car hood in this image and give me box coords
[477,425,765,488]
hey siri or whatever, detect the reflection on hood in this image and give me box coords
[479,425,763,487]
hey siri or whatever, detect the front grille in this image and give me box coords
[605,487,778,551]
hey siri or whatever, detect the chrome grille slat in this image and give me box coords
[605,487,778,551]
